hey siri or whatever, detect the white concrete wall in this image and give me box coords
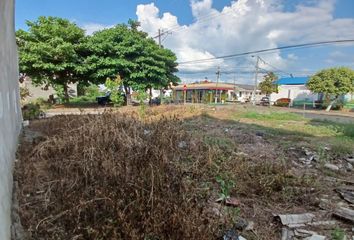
[0,0,22,239]
[270,85,318,104]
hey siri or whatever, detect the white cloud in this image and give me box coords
[287,53,298,61]
[82,23,114,35]
[136,0,354,83]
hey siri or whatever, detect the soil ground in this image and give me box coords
[14,105,354,239]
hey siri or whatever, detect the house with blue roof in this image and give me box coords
[270,76,354,107]
[270,76,319,106]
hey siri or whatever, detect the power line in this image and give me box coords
[151,5,238,39]
[177,39,354,65]
[258,56,292,76]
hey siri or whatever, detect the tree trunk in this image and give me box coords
[326,96,338,112]
[63,84,69,103]
[149,87,152,105]
[124,86,131,105]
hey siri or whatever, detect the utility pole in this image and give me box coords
[233,73,236,102]
[156,28,171,47]
[215,66,221,104]
[156,28,171,102]
[158,29,162,47]
[253,56,260,106]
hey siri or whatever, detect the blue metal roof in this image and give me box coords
[275,77,309,85]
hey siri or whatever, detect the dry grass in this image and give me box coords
[15,106,347,240]
[18,113,224,239]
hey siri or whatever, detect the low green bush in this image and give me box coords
[32,97,52,110]
[22,103,42,120]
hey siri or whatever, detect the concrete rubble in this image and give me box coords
[333,207,354,223]
[275,213,315,228]
[336,188,354,204]
[324,163,340,171]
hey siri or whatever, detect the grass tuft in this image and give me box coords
[239,111,305,121]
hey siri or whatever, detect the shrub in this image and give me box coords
[32,97,52,110]
[22,103,42,120]
[105,78,124,106]
[20,86,31,103]
[84,84,101,100]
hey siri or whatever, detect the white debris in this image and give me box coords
[245,221,254,231]
[324,163,339,171]
[346,157,354,164]
[333,206,354,223]
[178,141,187,149]
[143,129,151,135]
[276,213,315,227]
[336,188,354,204]
[304,234,326,240]
[281,227,294,240]
[308,220,336,227]
[294,229,318,237]
[23,120,29,127]
[346,162,353,171]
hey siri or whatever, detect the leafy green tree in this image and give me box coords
[81,24,179,101]
[105,77,124,106]
[307,67,354,111]
[16,16,86,102]
[259,72,278,96]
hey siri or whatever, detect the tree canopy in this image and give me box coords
[16,16,86,101]
[17,16,180,103]
[259,72,278,96]
[81,24,179,94]
[307,67,354,111]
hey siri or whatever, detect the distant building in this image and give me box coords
[270,77,317,106]
[20,77,78,102]
[270,76,354,106]
[172,81,264,103]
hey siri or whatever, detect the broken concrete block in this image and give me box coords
[281,227,294,240]
[304,234,326,240]
[276,213,315,228]
[308,220,336,227]
[294,229,318,238]
[336,188,354,204]
[333,206,354,223]
[324,163,339,171]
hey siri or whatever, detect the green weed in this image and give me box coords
[331,227,345,240]
[216,176,235,202]
[239,111,304,121]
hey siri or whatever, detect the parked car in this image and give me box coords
[96,91,111,105]
[274,98,291,107]
[150,97,161,105]
[260,96,270,106]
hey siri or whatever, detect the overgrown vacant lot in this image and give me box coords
[15,105,354,240]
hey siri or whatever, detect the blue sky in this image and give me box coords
[16,0,354,84]
[16,0,240,30]
[16,0,354,30]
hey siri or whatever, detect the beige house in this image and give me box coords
[20,77,77,102]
